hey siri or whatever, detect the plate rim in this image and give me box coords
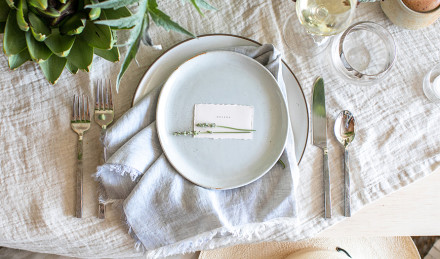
[131,33,309,165]
[156,50,290,190]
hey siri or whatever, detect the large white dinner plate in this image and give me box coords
[133,34,309,164]
[156,51,289,189]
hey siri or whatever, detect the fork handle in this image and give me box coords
[98,128,107,219]
[76,136,84,218]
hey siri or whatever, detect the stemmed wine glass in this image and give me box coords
[283,0,357,57]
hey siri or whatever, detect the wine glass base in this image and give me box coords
[282,13,330,57]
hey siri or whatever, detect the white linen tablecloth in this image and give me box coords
[0,1,439,258]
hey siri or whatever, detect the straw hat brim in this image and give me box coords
[199,237,420,259]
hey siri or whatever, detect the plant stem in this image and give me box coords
[196,123,255,132]
[216,125,256,132]
[278,159,286,169]
[173,130,252,136]
[201,131,252,134]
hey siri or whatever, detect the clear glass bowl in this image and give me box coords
[423,63,440,102]
[328,21,397,85]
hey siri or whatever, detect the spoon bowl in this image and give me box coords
[334,111,356,147]
[334,110,356,217]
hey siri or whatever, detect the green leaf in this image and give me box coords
[0,1,10,22]
[57,0,71,12]
[66,37,93,71]
[102,7,131,20]
[59,13,86,35]
[114,6,144,47]
[37,7,61,18]
[147,0,194,37]
[49,1,73,25]
[116,20,144,91]
[147,0,157,9]
[187,0,202,16]
[3,10,27,55]
[39,54,67,84]
[187,0,216,15]
[101,7,132,30]
[94,11,139,29]
[16,0,29,31]
[141,13,153,46]
[8,48,31,69]
[66,61,78,74]
[25,31,51,62]
[85,0,139,10]
[28,12,50,41]
[80,20,113,49]
[28,0,47,10]
[44,28,75,57]
[89,7,101,20]
[6,0,15,8]
[94,46,119,62]
[87,0,101,20]
[193,0,216,11]
[0,22,5,33]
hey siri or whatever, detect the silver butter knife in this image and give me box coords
[312,77,331,218]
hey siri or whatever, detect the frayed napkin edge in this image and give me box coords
[94,163,143,204]
[139,217,300,258]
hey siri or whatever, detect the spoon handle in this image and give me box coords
[344,148,351,217]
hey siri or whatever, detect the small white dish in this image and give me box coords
[156,51,289,189]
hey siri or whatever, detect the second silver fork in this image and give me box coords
[95,80,114,219]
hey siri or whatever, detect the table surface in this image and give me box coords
[1,0,440,258]
[320,167,440,236]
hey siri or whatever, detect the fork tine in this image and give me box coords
[83,95,87,121]
[95,82,100,110]
[87,96,91,120]
[82,95,86,121]
[108,80,113,110]
[101,79,104,110]
[77,95,81,121]
[105,82,109,110]
[73,95,77,121]
[86,96,90,120]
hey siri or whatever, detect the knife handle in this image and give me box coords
[323,148,332,218]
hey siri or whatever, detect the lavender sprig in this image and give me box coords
[196,123,256,132]
[173,130,252,136]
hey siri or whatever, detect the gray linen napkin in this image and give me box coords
[96,44,300,252]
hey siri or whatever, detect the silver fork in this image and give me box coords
[94,80,114,219]
[71,95,91,218]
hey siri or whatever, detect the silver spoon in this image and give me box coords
[334,110,356,217]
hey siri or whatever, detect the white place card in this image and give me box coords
[194,104,254,140]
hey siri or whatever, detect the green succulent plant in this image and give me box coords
[0,0,214,87]
[0,0,130,83]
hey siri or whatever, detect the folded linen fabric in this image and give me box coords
[96,44,300,253]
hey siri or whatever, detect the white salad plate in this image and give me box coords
[156,51,289,189]
[133,34,309,164]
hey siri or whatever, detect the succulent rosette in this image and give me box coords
[0,0,132,83]
[0,0,214,87]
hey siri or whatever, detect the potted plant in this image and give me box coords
[0,0,214,89]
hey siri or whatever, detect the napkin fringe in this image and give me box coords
[144,217,298,258]
[95,164,143,205]
[96,163,143,182]
[128,223,146,253]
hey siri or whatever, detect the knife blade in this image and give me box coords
[312,77,331,219]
